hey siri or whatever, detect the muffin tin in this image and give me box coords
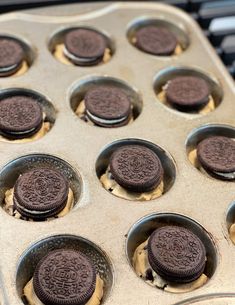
[0,2,235,305]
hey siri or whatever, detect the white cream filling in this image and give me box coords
[86,109,128,125]
[23,275,104,305]
[133,239,208,293]
[100,167,164,201]
[8,60,28,77]
[214,171,235,179]
[63,45,102,64]
[0,112,50,143]
[0,60,29,77]
[75,100,134,127]
[54,43,111,65]
[5,126,41,136]
[14,198,61,216]
[0,62,21,74]
[3,187,74,220]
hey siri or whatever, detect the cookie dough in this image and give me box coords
[157,88,215,115]
[100,167,164,201]
[133,239,208,293]
[229,223,235,244]
[75,100,134,127]
[23,274,104,305]
[3,187,74,220]
[188,148,215,178]
[0,113,50,143]
[54,43,111,65]
[188,148,202,169]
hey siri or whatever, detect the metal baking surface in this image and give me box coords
[0,2,235,305]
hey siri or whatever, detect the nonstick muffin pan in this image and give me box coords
[0,2,235,305]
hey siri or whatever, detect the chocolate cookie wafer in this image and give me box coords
[135,26,177,56]
[197,136,235,180]
[33,249,96,305]
[0,96,43,139]
[0,37,24,76]
[64,28,107,66]
[84,86,131,127]
[165,76,210,111]
[110,145,163,192]
[13,168,69,220]
[147,226,206,283]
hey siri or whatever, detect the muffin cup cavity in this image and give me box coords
[0,35,35,77]
[186,124,235,180]
[0,88,56,143]
[126,213,217,293]
[127,17,189,56]
[0,154,82,221]
[16,235,114,304]
[48,27,114,66]
[70,76,143,128]
[96,139,176,201]
[154,67,223,116]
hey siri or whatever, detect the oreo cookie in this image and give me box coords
[110,145,163,193]
[147,226,206,283]
[64,28,107,66]
[13,168,69,219]
[84,86,131,127]
[33,249,96,305]
[165,76,210,111]
[135,26,177,56]
[0,37,24,76]
[197,136,235,180]
[0,96,43,139]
